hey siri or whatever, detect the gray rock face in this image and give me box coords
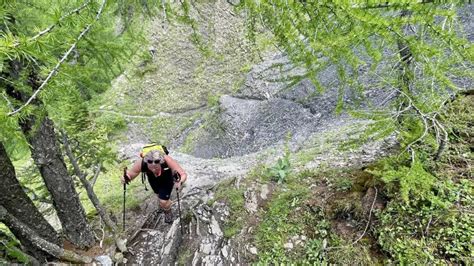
[195,95,320,158]
[187,47,393,159]
[183,5,474,160]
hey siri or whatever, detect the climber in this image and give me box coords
[121,147,187,224]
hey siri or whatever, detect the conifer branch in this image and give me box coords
[8,0,106,116]
[1,93,14,111]
[28,0,92,43]
[352,0,435,10]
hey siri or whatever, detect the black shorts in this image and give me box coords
[147,174,174,200]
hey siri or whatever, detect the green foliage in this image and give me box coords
[300,206,332,264]
[334,176,353,192]
[239,1,470,94]
[373,95,474,264]
[213,178,245,239]
[371,156,436,204]
[256,185,310,264]
[0,0,150,172]
[206,93,221,108]
[264,144,292,184]
[377,178,473,264]
[237,1,472,161]
[0,229,29,264]
[84,166,147,215]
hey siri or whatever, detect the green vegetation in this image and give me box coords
[212,95,472,264]
[256,182,311,263]
[252,167,380,264]
[0,229,29,264]
[372,95,474,264]
[263,144,292,184]
[212,178,246,238]
[1,0,472,263]
[254,96,472,264]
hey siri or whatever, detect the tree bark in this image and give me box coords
[20,117,96,248]
[0,142,60,262]
[3,60,94,248]
[61,130,118,233]
[0,205,93,264]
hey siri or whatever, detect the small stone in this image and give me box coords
[249,247,258,255]
[221,245,229,258]
[284,243,294,250]
[113,252,124,263]
[95,255,112,266]
[115,238,127,253]
[200,243,213,255]
[260,184,270,200]
[244,190,258,213]
[210,216,223,237]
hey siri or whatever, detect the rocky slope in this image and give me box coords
[102,3,473,265]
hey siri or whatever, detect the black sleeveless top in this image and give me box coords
[140,160,174,184]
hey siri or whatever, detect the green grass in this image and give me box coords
[255,181,312,264]
[81,165,152,217]
[213,178,246,239]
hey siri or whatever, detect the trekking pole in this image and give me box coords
[122,167,127,231]
[175,173,184,235]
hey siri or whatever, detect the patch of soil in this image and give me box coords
[62,240,105,258]
[331,219,358,239]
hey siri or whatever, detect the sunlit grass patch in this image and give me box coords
[212,178,246,239]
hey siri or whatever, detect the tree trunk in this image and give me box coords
[21,117,95,248]
[0,205,93,264]
[0,142,60,262]
[61,129,117,232]
[2,37,94,249]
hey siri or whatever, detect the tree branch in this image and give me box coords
[0,205,92,263]
[8,0,106,116]
[28,0,92,43]
[60,129,117,233]
[90,163,102,188]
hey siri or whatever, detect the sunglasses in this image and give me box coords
[146,159,162,164]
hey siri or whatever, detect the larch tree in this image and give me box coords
[0,0,157,251]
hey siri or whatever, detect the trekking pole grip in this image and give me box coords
[123,167,130,187]
[174,171,181,182]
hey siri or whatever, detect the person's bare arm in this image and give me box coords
[165,155,187,184]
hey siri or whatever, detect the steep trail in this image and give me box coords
[122,151,259,264]
[120,123,395,264]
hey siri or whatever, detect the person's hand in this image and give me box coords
[121,173,131,185]
[172,170,183,189]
